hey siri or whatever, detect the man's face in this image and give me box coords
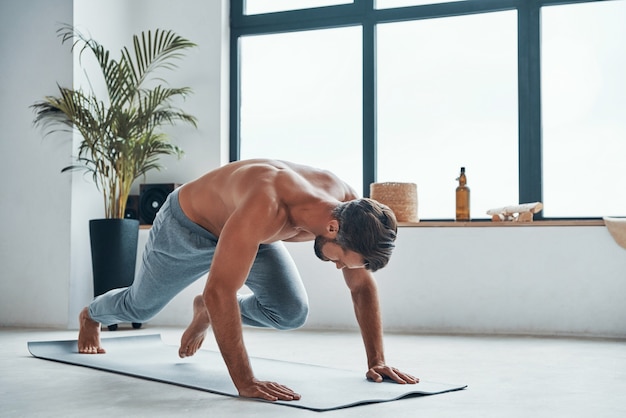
[314,236,368,270]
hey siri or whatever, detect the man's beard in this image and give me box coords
[313,235,337,261]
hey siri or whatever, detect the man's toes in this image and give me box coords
[83,346,105,354]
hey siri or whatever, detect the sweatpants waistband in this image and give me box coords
[168,187,218,241]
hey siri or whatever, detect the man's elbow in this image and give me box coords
[203,282,236,307]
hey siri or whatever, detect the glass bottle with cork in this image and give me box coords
[455,166,470,221]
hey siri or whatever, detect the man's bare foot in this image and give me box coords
[78,307,106,354]
[179,295,211,358]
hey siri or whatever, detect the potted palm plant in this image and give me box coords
[32,25,197,328]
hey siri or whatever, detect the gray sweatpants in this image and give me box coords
[88,188,309,329]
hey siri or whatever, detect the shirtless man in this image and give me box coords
[78,159,418,401]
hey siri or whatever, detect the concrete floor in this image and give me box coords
[2,326,625,418]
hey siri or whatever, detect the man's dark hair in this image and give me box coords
[333,198,397,272]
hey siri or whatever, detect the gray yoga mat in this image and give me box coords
[28,334,466,411]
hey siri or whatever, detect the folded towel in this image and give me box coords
[603,217,626,250]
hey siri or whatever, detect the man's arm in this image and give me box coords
[343,268,419,384]
[203,200,301,401]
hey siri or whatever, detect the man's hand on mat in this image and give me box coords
[366,364,419,384]
[238,379,301,401]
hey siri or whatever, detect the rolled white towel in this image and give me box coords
[603,217,626,250]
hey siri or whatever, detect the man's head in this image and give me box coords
[314,198,397,272]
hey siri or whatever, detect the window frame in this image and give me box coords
[229,0,613,220]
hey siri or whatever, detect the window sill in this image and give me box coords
[142,220,606,230]
[398,220,605,227]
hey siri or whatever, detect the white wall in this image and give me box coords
[0,0,228,328]
[145,225,626,339]
[66,0,229,329]
[309,225,626,338]
[0,0,74,327]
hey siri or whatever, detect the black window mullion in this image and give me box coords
[373,0,518,23]
[517,0,543,212]
[232,3,362,35]
[229,32,241,162]
[363,1,376,198]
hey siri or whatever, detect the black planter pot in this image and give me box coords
[89,218,141,330]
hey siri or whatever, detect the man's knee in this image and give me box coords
[275,301,309,330]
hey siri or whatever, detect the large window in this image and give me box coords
[245,0,353,15]
[231,0,626,219]
[239,27,363,192]
[541,0,626,217]
[376,0,468,7]
[377,11,518,219]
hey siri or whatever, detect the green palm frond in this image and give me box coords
[32,25,197,219]
[123,29,197,88]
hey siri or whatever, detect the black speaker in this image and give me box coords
[125,194,140,220]
[139,183,180,225]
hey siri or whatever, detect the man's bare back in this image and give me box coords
[178,159,357,243]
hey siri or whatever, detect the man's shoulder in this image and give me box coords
[212,159,357,202]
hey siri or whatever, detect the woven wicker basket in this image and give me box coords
[370,182,418,223]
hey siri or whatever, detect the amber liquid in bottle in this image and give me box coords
[456,167,470,221]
